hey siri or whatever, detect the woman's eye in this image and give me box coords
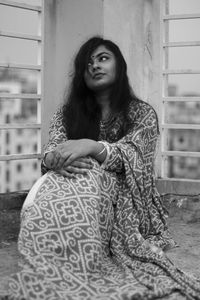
[100,56,108,62]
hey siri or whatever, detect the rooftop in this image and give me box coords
[0,193,200,280]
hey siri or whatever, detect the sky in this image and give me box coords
[0,0,200,95]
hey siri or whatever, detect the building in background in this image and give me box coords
[0,69,40,192]
[167,85,200,179]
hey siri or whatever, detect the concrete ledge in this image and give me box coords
[156,178,200,195]
[1,178,200,210]
[0,191,28,210]
[161,193,200,223]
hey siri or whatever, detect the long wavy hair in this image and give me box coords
[62,36,138,140]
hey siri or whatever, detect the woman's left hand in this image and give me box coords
[58,157,93,178]
[51,139,97,170]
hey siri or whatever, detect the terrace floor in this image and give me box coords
[0,194,200,280]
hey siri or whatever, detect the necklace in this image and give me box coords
[100,113,115,130]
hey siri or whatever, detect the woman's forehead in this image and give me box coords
[90,45,113,58]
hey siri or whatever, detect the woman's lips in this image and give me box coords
[93,73,105,79]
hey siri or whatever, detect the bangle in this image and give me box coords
[42,153,48,167]
[42,151,52,168]
[96,145,106,157]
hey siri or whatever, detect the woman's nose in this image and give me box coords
[91,58,100,70]
[92,61,99,71]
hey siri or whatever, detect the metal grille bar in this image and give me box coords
[0,154,42,161]
[163,69,200,74]
[163,97,200,102]
[162,151,200,157]
[163,41,200,47]
[163,13,200,20]
[0,93,41,99]
[0,124,41,129]
[0,30,41,41]
[0,0,41,11]
[162,124,200,130]
[0,62,41,70]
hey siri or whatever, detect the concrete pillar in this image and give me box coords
[103,0,161,175]
[103,0,160,107]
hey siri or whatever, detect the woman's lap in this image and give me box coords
[19,164,118,272]
[4,166,189,299]
[10,165,142,298]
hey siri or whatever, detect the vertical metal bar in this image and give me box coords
[37,8,42,158]
[160,0,170,178]
[164,0,170,178]
[160,0,165,177]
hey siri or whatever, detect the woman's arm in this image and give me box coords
[44,139,108,171]
[98,104,159,174]
[42,107,108,174]
[41,107,68,174]
[44,107,68,153]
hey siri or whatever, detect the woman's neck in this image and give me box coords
[95,90,111,121]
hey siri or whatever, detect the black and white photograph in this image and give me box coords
[0,1,200,299]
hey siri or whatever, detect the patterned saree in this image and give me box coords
[0,99,200,299]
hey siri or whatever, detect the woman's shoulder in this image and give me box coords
[129,98,155,113]
[128,98,157,122]
[49,105,64,129]
[51,105,63,120]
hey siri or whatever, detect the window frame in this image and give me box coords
[0,0,43,193]
[157,0,200,193]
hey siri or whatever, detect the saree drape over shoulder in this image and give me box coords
[0,99,200,300]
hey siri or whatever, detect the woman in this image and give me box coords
[1,37,200,299]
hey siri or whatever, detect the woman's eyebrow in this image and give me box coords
[91,51,112,59]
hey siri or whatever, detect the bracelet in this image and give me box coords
[42,151,52,168]
[42,153,48,167]
[96,145,106,157]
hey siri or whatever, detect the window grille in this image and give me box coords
[0,0,43,192]
[160,0,200,181]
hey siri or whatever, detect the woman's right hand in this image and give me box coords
[44,152,92,178]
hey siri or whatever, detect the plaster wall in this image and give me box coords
[103,0,161,117]
[42,0,103,146]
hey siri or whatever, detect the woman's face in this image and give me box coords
[84,45,117,92]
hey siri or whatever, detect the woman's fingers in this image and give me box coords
[58,165,89,178]
[53,149,71,170]
[63,157,92,169]
[77,157,92,164]
[58,169,76,179]
[51,152,60,168]
[65,165,89,175]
